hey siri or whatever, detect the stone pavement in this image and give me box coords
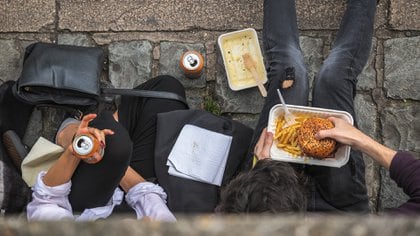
[0,0,419,215]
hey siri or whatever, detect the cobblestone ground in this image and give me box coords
[0,0,419,214]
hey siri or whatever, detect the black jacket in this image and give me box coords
[155,109,253,213]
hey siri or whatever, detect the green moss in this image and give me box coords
[203,97,222,116]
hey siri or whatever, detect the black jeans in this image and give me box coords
[249,0,376,212]
[69,75,188,211]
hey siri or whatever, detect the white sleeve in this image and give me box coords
[26,171,74,221]
[125,182,176,222]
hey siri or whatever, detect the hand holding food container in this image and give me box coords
[267,104,353,168]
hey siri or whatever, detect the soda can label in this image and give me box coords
[180,50,204,79]
[72,134,104,163]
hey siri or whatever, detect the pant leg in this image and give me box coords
[263,0,308,107]
[69,110,133,212]
[244,0,309,169]
[312,0,376,114]
[307,0,377,212]
[118,75,188,179]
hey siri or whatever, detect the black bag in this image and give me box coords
[0,81,33,214]
[154,109,253,213]
[13,42,188,112]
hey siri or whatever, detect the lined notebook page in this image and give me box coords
[166,124,232,186]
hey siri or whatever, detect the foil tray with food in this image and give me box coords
[267,104,353,168]
[218,28,267,91]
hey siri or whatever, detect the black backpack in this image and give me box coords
[0,81,33,214]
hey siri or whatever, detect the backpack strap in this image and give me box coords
[101,88,189,108]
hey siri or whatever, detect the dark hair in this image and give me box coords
[217,159,307,213]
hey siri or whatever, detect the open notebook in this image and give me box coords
[166,124,232,186]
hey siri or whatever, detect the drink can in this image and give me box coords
[72,134,104,164]
[180,50,204,79]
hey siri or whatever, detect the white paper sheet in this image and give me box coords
[166,124,232,186]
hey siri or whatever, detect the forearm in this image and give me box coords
[354,133,397,169]
[121,167,175,221]
[43,148,80,187]
[120,166,146,192]
[56,123,79,148]
[319,117,397,169]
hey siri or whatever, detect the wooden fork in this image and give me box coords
[242,53,267,97]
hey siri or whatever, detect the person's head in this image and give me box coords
[217,159,307,213]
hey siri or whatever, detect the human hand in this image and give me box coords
[70,114,114,164]
[315,116,397,169]
[254,128,274,160]
[314,116,366,150]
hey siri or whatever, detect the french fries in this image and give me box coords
[274,114,309,157]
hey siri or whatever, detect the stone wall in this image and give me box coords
[1,215,420,236]
[0,0,419,214]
